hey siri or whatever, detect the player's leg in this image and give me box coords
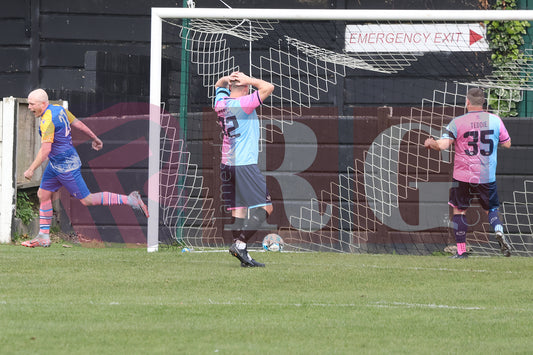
[451,207,468,258]
[230,206,272,265]
[81,191,148,217]
[37,189,54,241]
[230,207,247,241]
[239,205,273,243]
[234,166,273,267]
[449,180,470,258]
[236,164,273,243]
[479,182,511,257]
[228,208,261,267]
[221,164,255,266]
[220,164,247,242]
[227,165,272,267]
[488,209,510,257]
[21,188,55,247]
[236,206,274,267]
[60,168,148,217]
[21,166,59,247]
[82,191,128,206]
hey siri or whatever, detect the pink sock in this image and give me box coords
[457,242,466,255]
[91,192,127,206]
[39,200,53,237]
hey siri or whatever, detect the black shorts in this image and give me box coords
[220,164,272,211]
[449,179,499,211]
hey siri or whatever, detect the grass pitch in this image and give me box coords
[0,244,531,354]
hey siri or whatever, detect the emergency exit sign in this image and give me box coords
[345,23,489,53]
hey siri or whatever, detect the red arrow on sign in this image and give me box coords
[470,29,483,45]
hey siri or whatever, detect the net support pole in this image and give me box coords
[179,2,190,141]
[175,0,191,244]
[148,10,162,252]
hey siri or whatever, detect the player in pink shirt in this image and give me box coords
[425,88,512,258]
[214,72,274,267]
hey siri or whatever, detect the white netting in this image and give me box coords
[167,17,425,144]
[473,180,533,257]
[285,36,420,74]
[159,114,219,247]
[158,12,533,255]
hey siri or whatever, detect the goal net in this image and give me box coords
[148,6,533,256]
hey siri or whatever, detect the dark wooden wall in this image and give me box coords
[1,0,491,117]
[8,0,531,253]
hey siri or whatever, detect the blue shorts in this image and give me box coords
[40,163,91,200]
[220,164,272,211]
[449,179,499,211]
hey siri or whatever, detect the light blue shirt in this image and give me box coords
[214,88,262,166]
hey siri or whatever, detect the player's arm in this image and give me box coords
[424,137,453,151]
[250,77,274,102]
[500,139,511,149]
[215,74,232,89]
[498,119,512,149]
[24,142,52,180]
[71,118,103,151]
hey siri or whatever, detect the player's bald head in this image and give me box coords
[229,81,249,98]
[27,89,50,118]
[28,88,49,104]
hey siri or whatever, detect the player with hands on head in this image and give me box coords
[424,88,512,258]
[21,89,149,248]
[214,71,275,267]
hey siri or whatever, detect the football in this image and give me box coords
[262,233,284,252]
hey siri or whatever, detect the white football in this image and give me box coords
[269,243,280,252]
[262,233,284,252]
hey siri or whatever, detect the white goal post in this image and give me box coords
[148,8,533,252]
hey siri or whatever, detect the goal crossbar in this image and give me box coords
[152,8,533,21]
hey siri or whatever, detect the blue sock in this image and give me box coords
[452,214,468,244]
[488,209,503,234]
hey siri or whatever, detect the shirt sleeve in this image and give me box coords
[498,118,510,143]
[441,121,457,140]
[214,87,230,107]
[238,92,261,115]
[66,109,77,123]
[40,110,55,143]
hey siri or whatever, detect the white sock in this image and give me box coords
[236,240,246,250]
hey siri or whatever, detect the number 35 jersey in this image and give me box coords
[442,110,510,184]
[214,87,262,166]
[40,104,82,173]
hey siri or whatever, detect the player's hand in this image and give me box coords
[229,71,240,80]
[230,71,250,86]
[424,137,435,149]
[24,168,34,180]
[92,137,103,151]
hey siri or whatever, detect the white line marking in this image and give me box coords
[2,299,530,312]
[373,301,483,310]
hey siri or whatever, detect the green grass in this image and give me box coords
[1,245,532,354]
